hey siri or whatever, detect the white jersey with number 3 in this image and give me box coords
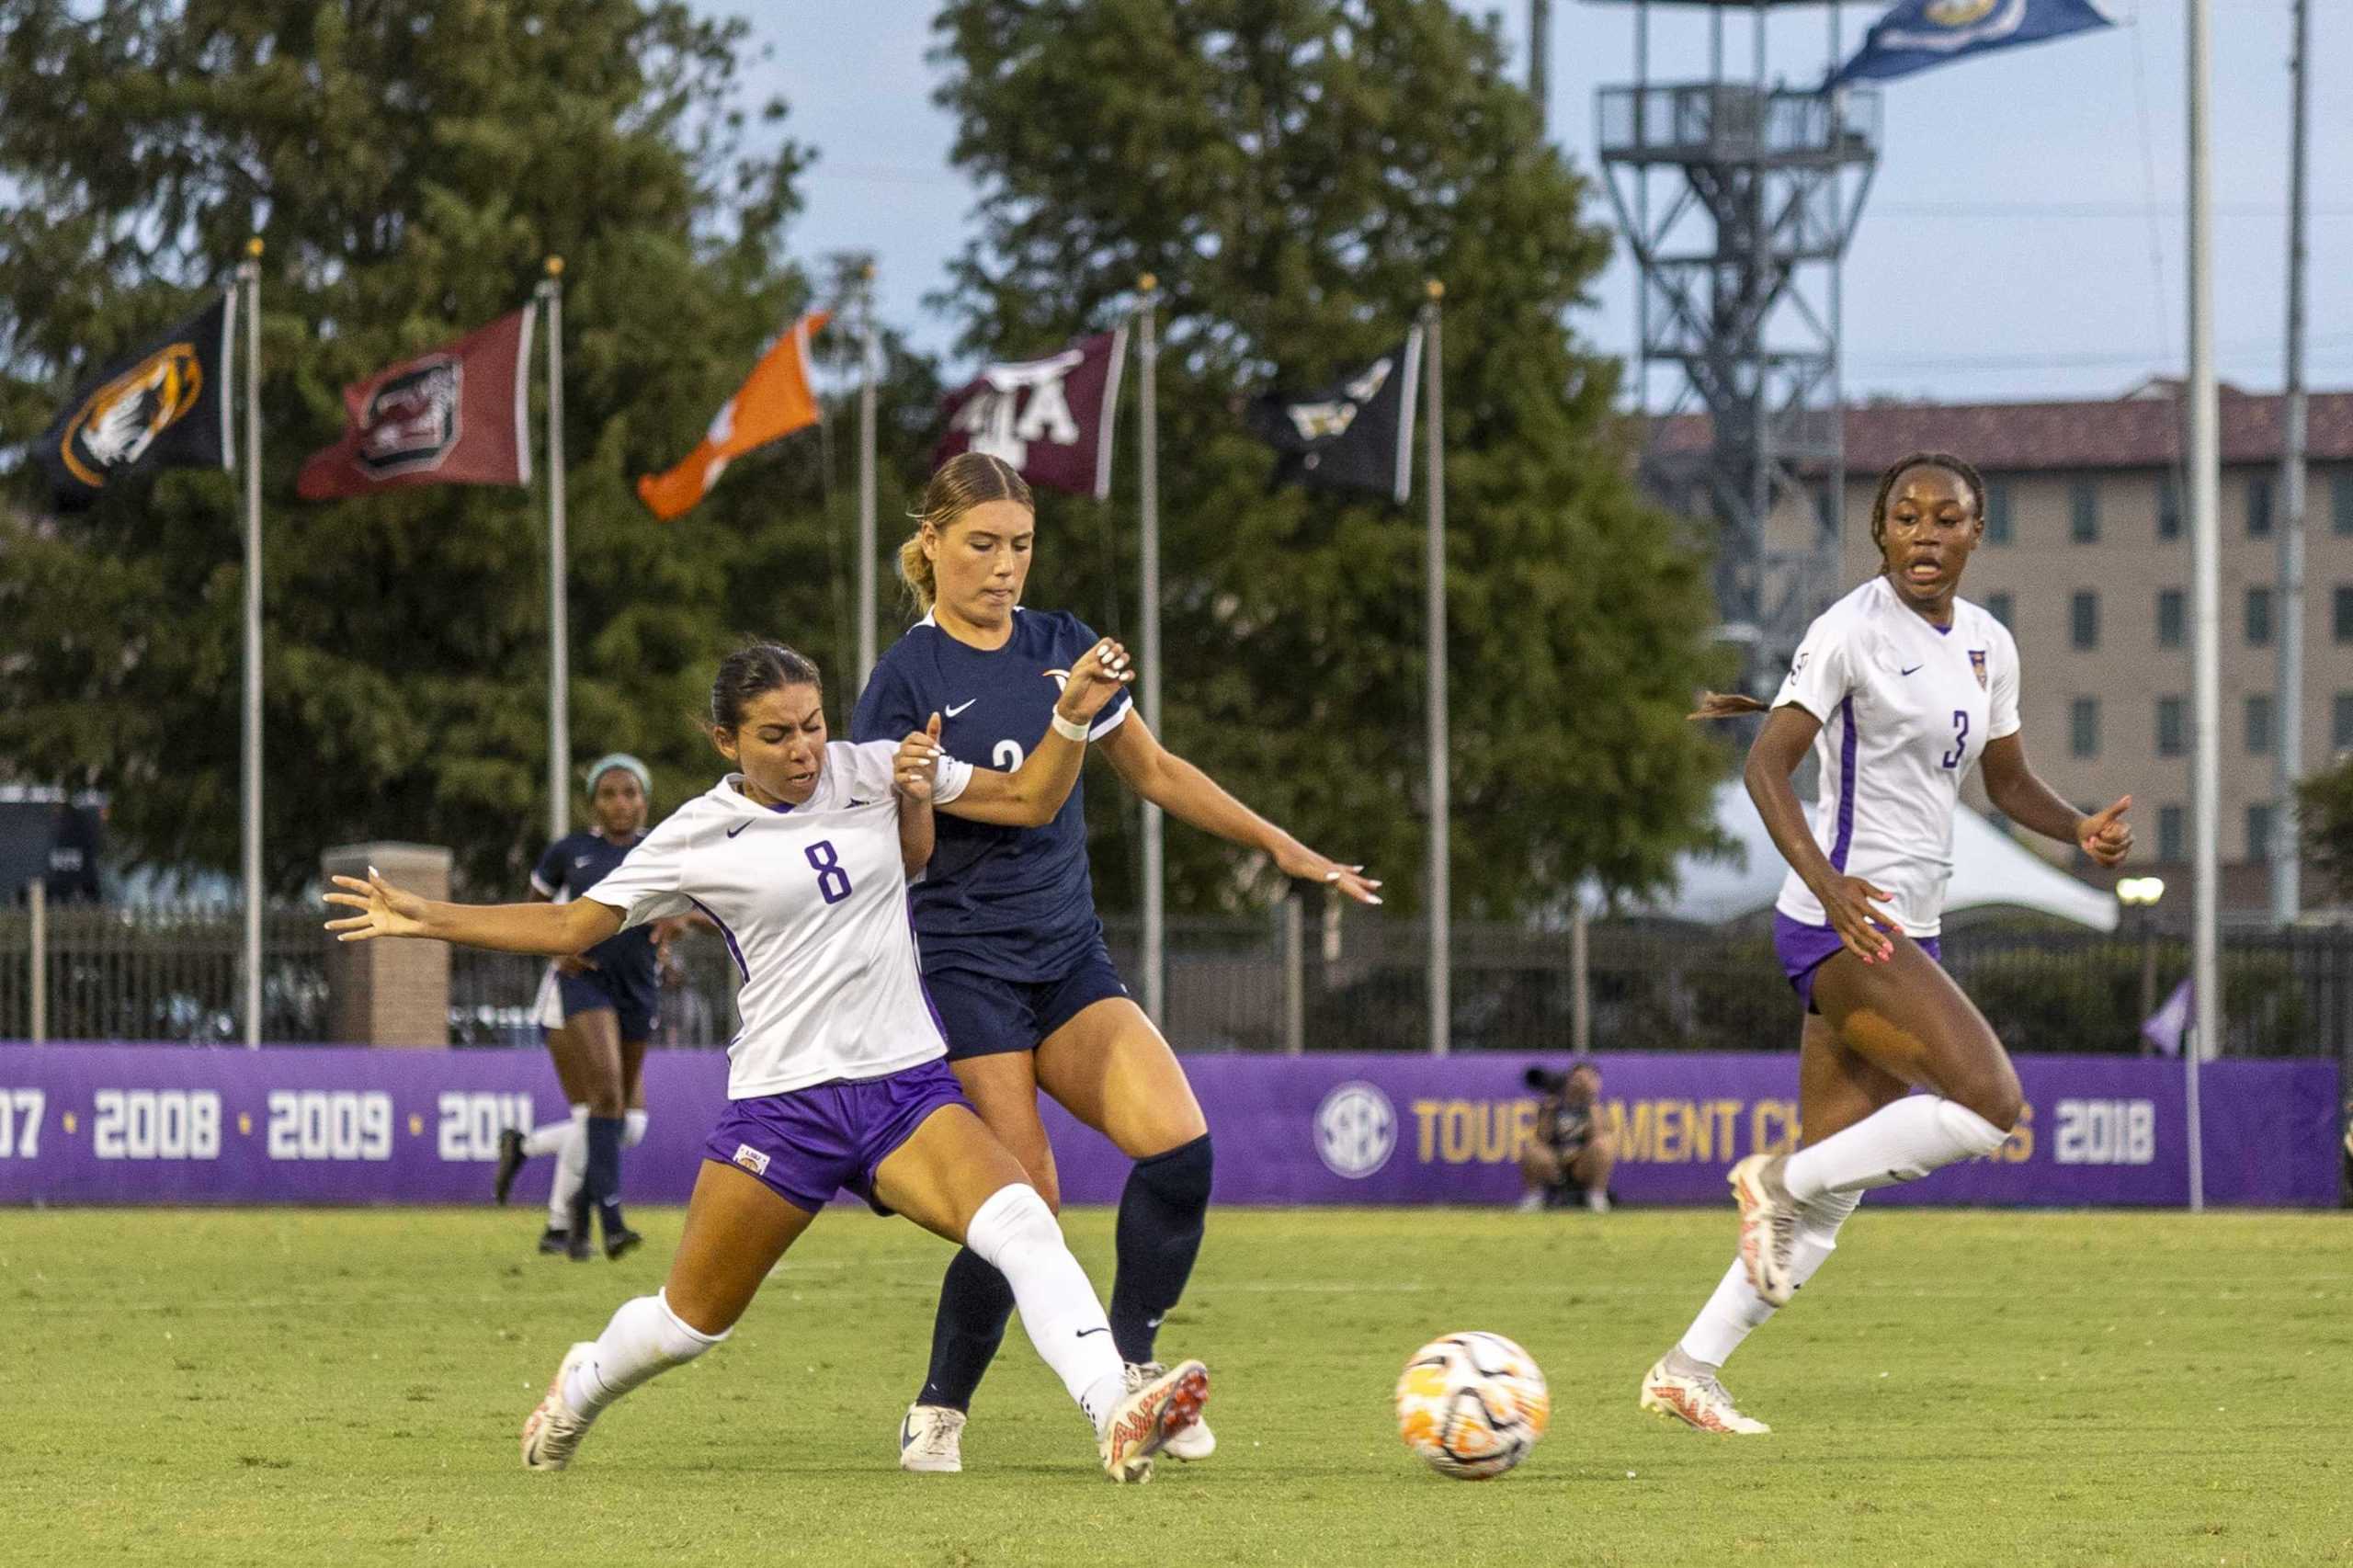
[581,741,974,1099]
[1771,574,2020,938]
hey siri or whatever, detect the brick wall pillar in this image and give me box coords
[321,842,451,1047]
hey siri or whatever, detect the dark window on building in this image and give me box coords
[1984,479,2013,545]
[1986,591,2014,629]
[2157,697,2186,757]
[2158,475,2182,540]
[2070,478,2099,543]
[2335,472,2353,537]
[2158,804,2186,864]
[2070,698,2100,758]
[2245,585,2273,647]
[2071,591,2098,650]
[2247,473,2274,538]
[2245,693,2275,756]
[2247,802,2277,864]
[2336,692,2353,752]
[2336,585,2353,643]
[2157,588,2185,649]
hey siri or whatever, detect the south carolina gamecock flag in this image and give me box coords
[637,310,830,522]
[35,292,235,511]
[296,308,536,500]
[935,328,1127,499]
[1245,329,1424,505]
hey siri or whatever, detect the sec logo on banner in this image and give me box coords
[1314,1080,1397,1178]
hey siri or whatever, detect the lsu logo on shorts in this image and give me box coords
[732,1142,771,1176]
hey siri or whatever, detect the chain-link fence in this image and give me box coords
[3,903,2348,1072]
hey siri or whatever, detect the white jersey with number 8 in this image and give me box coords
[581,740,974,1098]
[1770,574,2021,939]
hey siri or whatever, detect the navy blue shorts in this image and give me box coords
[924,941,1131,1062]
[702,1057,971,1215]
[554,964,660,1042]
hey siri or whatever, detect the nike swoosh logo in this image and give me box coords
[726,823,751,838]
[945,699,977,717]
[1076,1326,1109,1339]
[1899,665,1923,676]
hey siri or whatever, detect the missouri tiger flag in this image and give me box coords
[36,292,235,510]
[637,311,829,521]
[296,308,535,501]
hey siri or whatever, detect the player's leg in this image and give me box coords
[874,1097,1208,1483]
[1733,939,2018,1305]
[562,1004,637,1255]
[1644,1015,1899,1432]
[522,1160,814,1471]
[620,1032,650,1153]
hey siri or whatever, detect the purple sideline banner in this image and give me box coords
[0,1044,2337,1208]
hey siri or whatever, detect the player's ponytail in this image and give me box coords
[900,451,1035,613]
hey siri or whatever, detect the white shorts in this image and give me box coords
[530,964,564,1032]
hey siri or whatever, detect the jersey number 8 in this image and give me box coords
[806,841,854,905]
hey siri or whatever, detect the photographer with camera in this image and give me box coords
[1518,1062,1615,1214]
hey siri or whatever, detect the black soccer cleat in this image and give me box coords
[603,1227,644,1263]
[566,1230,595,1263]
[537,1227,572,1257]
[493,1129,529,1206]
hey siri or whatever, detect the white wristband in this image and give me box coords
[1050,710,1091,743]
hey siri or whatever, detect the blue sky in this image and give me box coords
[722,1,2350,405]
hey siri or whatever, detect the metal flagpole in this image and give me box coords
[1424,280,1449,1057]
[2185,0,2218,1210]
[858,262,880,688]
[239,238,265,1048]
[1138,276,1165,1023]
[2271,0,2310,924]
[539,257,570,847]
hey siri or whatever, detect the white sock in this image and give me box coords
[1781,1096,2006,1204]
[961,1183,1129,1432]
[548,1106,590,1229]
[623,1109,648,1148]
[563,1290,726,1417]
[1678,1191,1861,1368]
[522,1105,584,1161]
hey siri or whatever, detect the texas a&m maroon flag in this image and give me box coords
[296,308,535,500]
[935,327,1127,499]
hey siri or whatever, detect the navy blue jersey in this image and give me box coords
[851,608,1132,983]
[532,830,660,981]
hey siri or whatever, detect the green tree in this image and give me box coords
[0,0,927,894]
[2297,756,2353,902]
[931,0,1728,917]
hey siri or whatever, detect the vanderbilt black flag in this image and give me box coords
[36,292,235,510]
[1245,326,1424,504]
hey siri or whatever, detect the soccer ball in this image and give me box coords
[1394,1332,1551,1480]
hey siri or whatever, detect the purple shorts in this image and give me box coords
[702,1056,971,1215]
[1771,913,1941,1016]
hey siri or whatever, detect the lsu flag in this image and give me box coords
[297,308,535,500]
[1827,0,2115,87]
[638,311,829,522]
[935,329,1128,499]
[1244,329,1424,505]
[35,292,234,510]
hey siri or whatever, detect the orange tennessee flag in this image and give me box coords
[636,310,830,521]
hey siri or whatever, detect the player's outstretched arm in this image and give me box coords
[1094,713,1382,905]
[1980,733,2132,867]
[893,714,944,875]
[1745,705,1894,966]
[941,638,1135,827]
[323,869,623,956]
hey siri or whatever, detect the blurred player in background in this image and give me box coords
[1517,1061,1615,1213]
[1644,452,2132,1435]
[326,638,1210,1482]
[856,452,1380,1473]
[493,755,660,1261]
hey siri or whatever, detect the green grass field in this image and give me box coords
[6,1205,2350,1567]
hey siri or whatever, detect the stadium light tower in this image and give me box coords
[1589,1,1879,692]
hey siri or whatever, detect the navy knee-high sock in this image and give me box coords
[1108,1134,1213,1365]
[916,1246,1017,1412]
[585,1115,627,1239]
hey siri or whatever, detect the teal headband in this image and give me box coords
[584,753,651,798]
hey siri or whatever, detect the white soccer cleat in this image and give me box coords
[1639,1355,1770,1435]
[1129,1361,1216,1461]
[1099,1358,1210,1483]
[899,1403,966,1473]
[520,1342,598,1471]
[1729,1153,1799,1308]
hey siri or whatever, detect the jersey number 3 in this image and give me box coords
[806,841,853,905]
[1940,710,1970,770]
